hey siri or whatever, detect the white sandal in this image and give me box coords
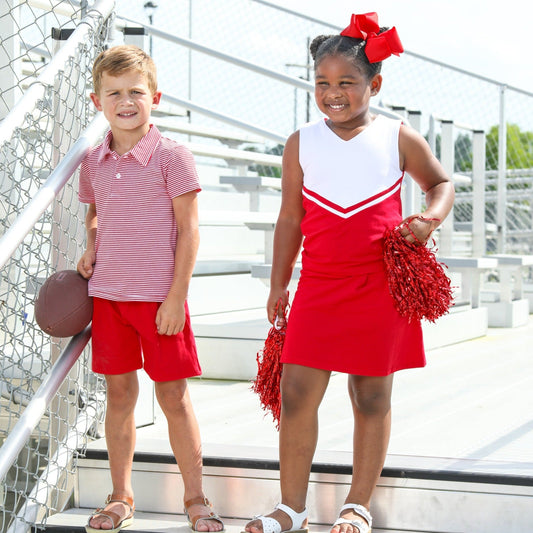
[246,503,308,533]
[332,503,372,533]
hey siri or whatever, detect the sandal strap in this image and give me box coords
[88,495,135,529]
[338,503,372,527]
[333,517,369,533]
[185,496,212,509]
[184,496,224,531]
[105,494,135,515]
[275,503,308,530]
[89,510,121,529]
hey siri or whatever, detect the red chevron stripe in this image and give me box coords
[302,175,403,214]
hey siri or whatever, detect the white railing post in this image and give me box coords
[406,110,423,216]
[472,129,487,256]
[439,119,454,255]
[497,84,507,253]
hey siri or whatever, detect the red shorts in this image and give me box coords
[91,298,201,382]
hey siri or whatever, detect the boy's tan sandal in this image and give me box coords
[85,494,135,533]
[184,496,225,531]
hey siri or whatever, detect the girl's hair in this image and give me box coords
[309,30,389,79]
[92,45,158,95]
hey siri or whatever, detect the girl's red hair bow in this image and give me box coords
[340,12,404,63]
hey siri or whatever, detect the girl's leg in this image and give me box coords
[155,379,223,532]
[332,374,394,533]
[88,371,139,530]
[246,364,331,533]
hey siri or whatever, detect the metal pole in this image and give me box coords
[0,327,92,482]
[472,130,487,256]
[497,84,507,253]
[439,120,455,255]
[0,114,108,270]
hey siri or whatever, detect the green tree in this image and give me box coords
[486,123,533,170]
[454,133,473,172]
[245,144,283,178]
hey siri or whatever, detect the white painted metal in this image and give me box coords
[439,120,455,255]
[472,129,487,256]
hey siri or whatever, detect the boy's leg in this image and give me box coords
[331,374,394,533]
[245,364,331,533]
[88,371,139,530]
[155,379,222,532]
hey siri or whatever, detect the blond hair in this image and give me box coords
[92,45,158,95]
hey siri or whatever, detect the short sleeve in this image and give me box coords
[164,143,201,198]
[78,153,95,204]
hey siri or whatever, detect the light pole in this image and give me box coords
[143,1,158,56]
[285,37,312,130]
[285,62,312,130]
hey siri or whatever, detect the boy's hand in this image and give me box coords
[77,250,96,279]
[156,297,186,336]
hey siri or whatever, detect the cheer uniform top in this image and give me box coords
[281,115,426,376]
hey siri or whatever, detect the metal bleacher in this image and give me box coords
[1,2,533,533]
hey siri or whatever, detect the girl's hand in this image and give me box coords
[267,289,289,327]
[398,214,440,245]
[156,297,185,336]
[77,250,96,279]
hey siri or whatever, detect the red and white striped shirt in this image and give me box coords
[78,125,201,302]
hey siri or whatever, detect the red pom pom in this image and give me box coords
[251,308,288,429]
[383,224,453,323]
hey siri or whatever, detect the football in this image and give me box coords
[34,270,93,337]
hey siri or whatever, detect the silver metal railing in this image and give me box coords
[0,0,115,147]
[0,113,108,271]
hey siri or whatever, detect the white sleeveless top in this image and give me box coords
[297,114,405,276]
[299,114,403,219]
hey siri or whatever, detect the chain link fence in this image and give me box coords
[0,1,112,530]
[115,0,532,252]
[1,0,532,530]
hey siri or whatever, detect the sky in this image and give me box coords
[266,0,532,92]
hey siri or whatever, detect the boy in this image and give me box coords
[78,45,223,533]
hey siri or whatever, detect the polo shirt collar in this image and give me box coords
[98,125,162,166]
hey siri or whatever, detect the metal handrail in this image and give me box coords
[161,94,287,145]
[0,113,108,271]
[0,326,92,482]
[250,0,533,97]
[0,0,115,147]
[117,15,313,92]
[116,16,404,142]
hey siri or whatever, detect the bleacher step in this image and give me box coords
[191,305,490,380]
[42,509,429,533]
[55,442,533,533]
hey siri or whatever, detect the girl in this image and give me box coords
[244,12,455,533]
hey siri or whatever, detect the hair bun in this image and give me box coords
[309,35,332,60]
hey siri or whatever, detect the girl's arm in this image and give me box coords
[156,190,200,336]
[399,125,455,243]
[77,203,97,279]
[268,131,306,325]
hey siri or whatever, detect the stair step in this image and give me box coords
[72,441,533,533]
[43,508,429,533]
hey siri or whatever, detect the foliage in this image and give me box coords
[428,123,533,172]
[244,144,283,178]
[486,123,533,170]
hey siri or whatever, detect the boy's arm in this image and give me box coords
[77,203,97,279]
[155,190,200,336]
